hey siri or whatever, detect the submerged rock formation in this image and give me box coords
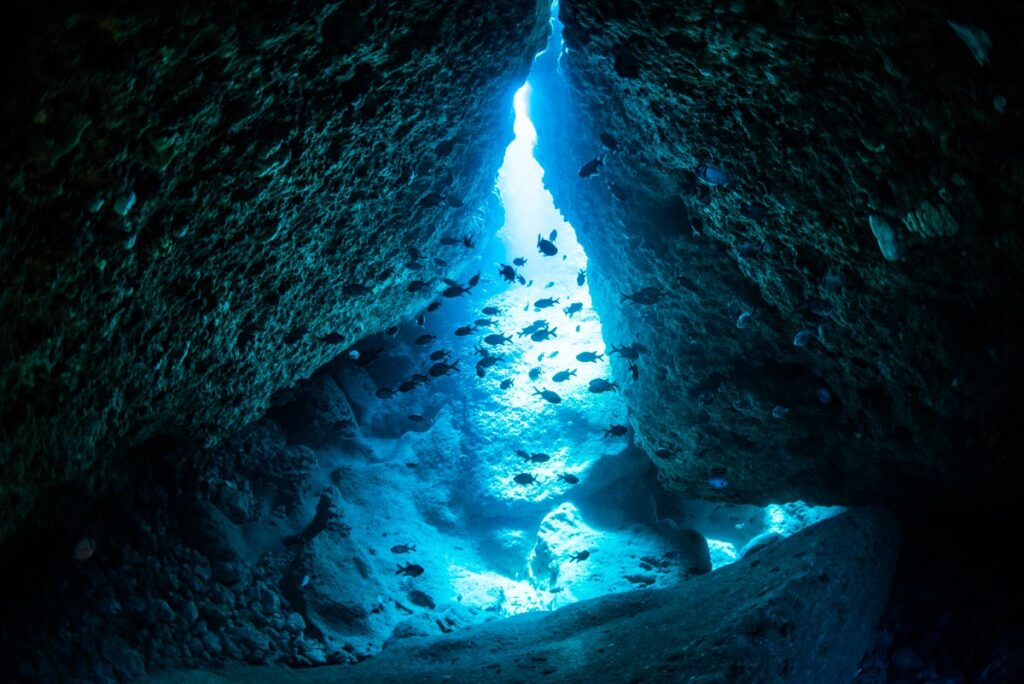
[532,0,1024,506]
[145,508,901,683]
[0,0,548,541]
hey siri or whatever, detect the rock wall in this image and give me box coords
[0,0,549,541]
[143,507,901,683]
[531,0,1024,506]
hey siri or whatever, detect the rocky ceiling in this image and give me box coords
[531,0,1024,508]
[0,0,549,542]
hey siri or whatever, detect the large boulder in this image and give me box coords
[144,507,901,683]
[0,0,549,541]
[530,0,1024,507]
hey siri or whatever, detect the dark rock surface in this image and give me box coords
[0,0,548,542]
[143,508,901,684]
[531,0,1024,506]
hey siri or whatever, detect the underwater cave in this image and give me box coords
[1,1,1023,682]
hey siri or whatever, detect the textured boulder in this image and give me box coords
[0,0,548,540]
[144,507,901,683]
[531,0,1024,506]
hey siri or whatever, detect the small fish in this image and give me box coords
[468,272,481,288]
[429,361,459,377]
[403,260,423,271]
[482,306,501,316]
[426,300,442,312]
[414,334,437,345]
[416,314,426,326]
[621,287,663,305]
[771,405,790,419]
[429,349,451,361]
[628,361,639,380]
[576,351,603,363]
[376,387,396,399]
[577,269,586,286]
[513,257,528,266]
[579,156,604,178]
[736,311,753,329]
[528,367,542,381]
[793,330,815,347]
[531,327,557,342]
[407,280,429,293]
[398,380,420,393]
[534,297,559,309]
[484,333,512,346]
[391,544,416,554]
[545,281,556,289]
[385,325,399,337]
[476,355,502,369]
[528,452,551,463]
[343,283,372,296]
[320,333,346,344]
[497,264,518,284]
[454,325,475,336]
[549,229,558,242]
[463,236,474,248]
[563,302,583,317]
[396,562,425,577]
[552,369,576,382]
[408,246,424,260]
[569,550,591,562]
[608,344,639,360]
[474,318,495,327]
[603,424,628,437]
[500,378,514,390]
[654,448,674,460]
[533,387,562,404]
[517,274,527,285]
[442,284,471,298]
[558,473,580,485]
[588,378,619,394]
[537,234,558,257]
[696,164,731,187]
[599,133,619,151]
[514,473,539,486]
[420,192,446,207]
[707,477,729,489]
[407,414,425,422]
[355,347,387,366]
[377,268,393,281]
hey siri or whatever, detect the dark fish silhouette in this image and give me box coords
[534,297,559,309]
[474,318,495,327]
[513,257,528,266]
[579,155,604,177]
[577,269,586,286]
[407,280,429,293]
[468,272,481,288]
[427,300,442,312]
[443,284,471,298]
[414,334,437,345]
[603,424,628,437]
[483,333,512,346]
[376,387,396,399]
[482,306,501,316]
[514,473,539,486]
[588,378,619,393]
[563,302,583,318]
[429,349,451,361]
[500,377,514,390]
[454,325,475,336]
[420,192,446,207]
[531,327,557,342]
[552,369,576,382]
[429,361,459,377]
[498,263,517,283]
[569,550,591,562]
[599,133,619,151]
[396,562,425,577]
[385,325,399,337]
[320,333,346,344]
[576,351,603,362]
[533,387,562,404]
[537,235,558,257]
[391,544,416,554]
[608,344,640,360]
[519,320,548,337]
[558,473,580,485]
[528,367,542,381]
[408,414,425,422]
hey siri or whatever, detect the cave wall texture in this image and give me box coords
[532,0,1024,507]
[0,0,549,542]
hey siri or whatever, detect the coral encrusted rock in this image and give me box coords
[531,0,1024,507]
[0,0,548,541]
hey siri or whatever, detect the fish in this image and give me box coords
[533,387,562,404]
[528,452,550,463]
[407,414,425,422]
[476,355,502,369]
[398,380,420,393]
[497,264,518,283]
[420,192,446,207]
[483,333,512,346]
[343,283,372,296]
[569,550,591,562]
[442,284,471,298]
[414,334,437,345]
[558,473,579,485]
[608,344,640,360]
[385,325,399,337]
[707,477,729,489]
[454,325,475,336]
[391,544,416,554]
[517,274,527,285]
[411,373,429,383]
[579,156,604,178]
[429,361,459,377]
[563,302,583,317]
[537,234,558,257]
[654,448,674,460]
[534,297,559,309]
[482,306,501,316]
[513,257,528,266]
[403,260,423,271]
[576,351,603,363]
[531,327,557,342]
[599,133,619,151]
[588,378,619,393]
[407,280,429,293]
[500,378,514,390]
[628,361,639,380]
[395,562,425,577]
[621,286,663,305]
[552,369,576,382]
[696,164,731,187]
[416,314,426,326]
[577,269,586,286]
[462,236,474,248]
[474,318,495,327]
[528,367,542,381]
[736,311,753,329]
[376,387,396,399]
[407,246,423,260]
[549,229,557,242]
[426,300,442,312]
[468,272,481,288]
[377,268,393,281]
[320,333,346,344]
[354,347,387,366]
[429,349,451,361]
[603,424,628,437]
[514,473,539,486]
